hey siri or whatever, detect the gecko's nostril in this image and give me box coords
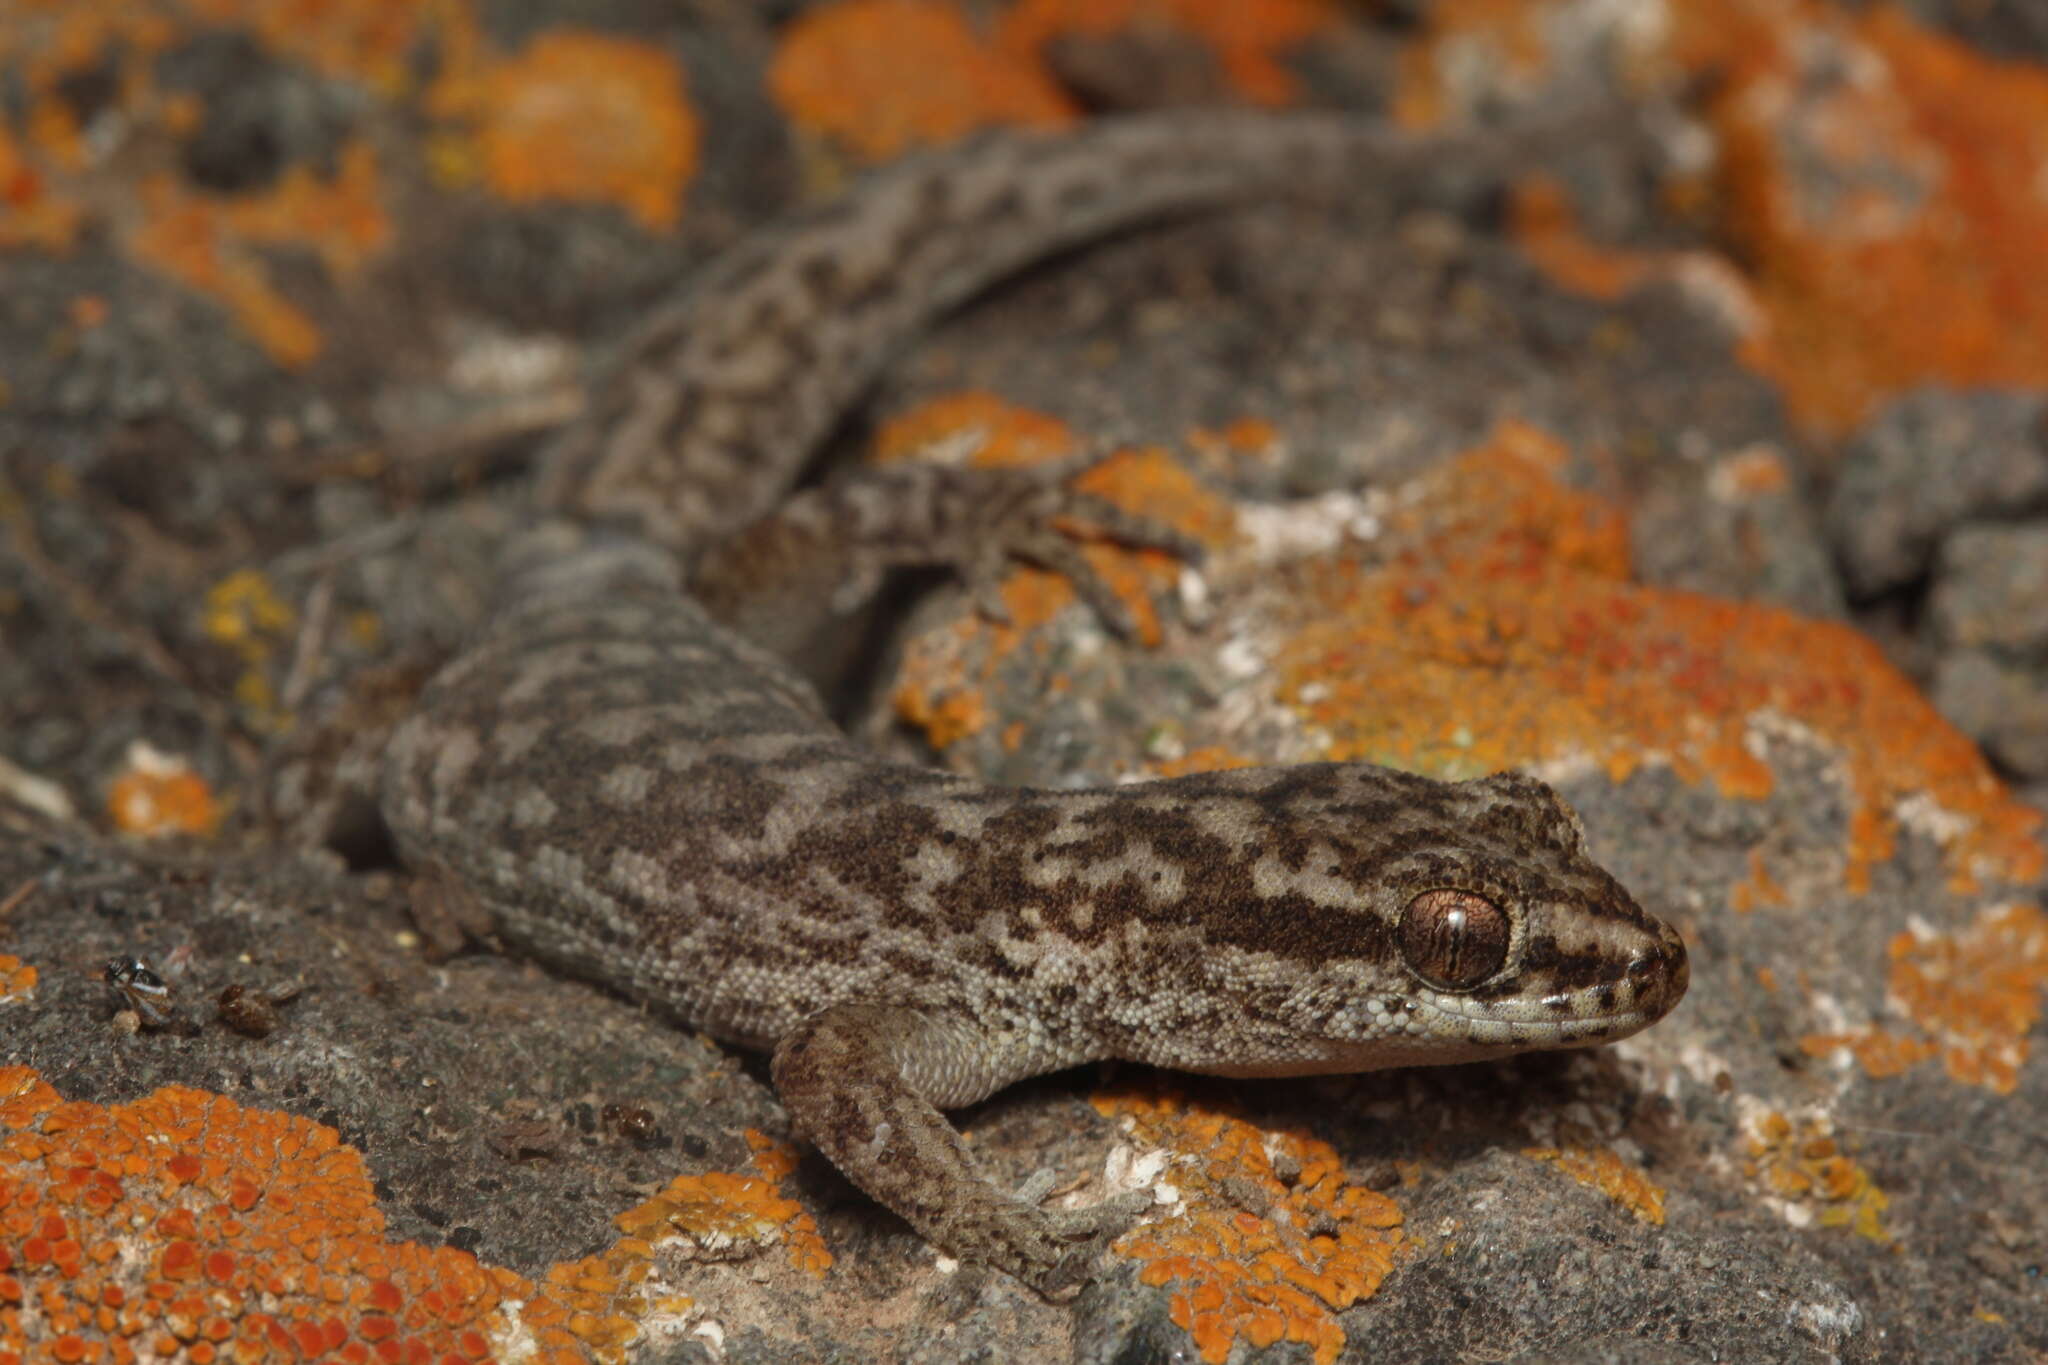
[1625,924,1690,1017]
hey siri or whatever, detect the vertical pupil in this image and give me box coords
[1442,905,1466,973]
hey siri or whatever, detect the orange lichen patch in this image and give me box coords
[881,394,1235,748]
[1273,420,2043,891]
[872,389,1079,468]
[0,2,177,107]
[1728,848,1789,915]
[67,294,109,329]
[996,0,1340,108]
[1510,175,1663,301]
[1511,175,1766,343]
[0,127,83,252]
[0,1066,542,1363]
[769,0,1075,165]
[1097,1086,1403,1365]
[1798,1027,1935,1081]
[608,1136,831,1283]
[1373,418,1634,579]
[1668,0,2048,435]
[201,569,298,732]
[129,140,392,369]
[181,0,472,96]
[0,1068,842,1365]
[529,1129,832,1358]
[105,744,220,840]
[0,957,34,1005]
[1740,1108,1892,1243]
[4,3,406,363]
[894,685,992,753]
[1188,416,1283,465]
[1801,902,2048,1096]
[426,29,700,234]
[203,569,297,650]
[1524,1144,1666,1225]
[1150,747,1263,779]
[1391,0,1556,129]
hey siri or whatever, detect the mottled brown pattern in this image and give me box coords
[381,111,1686,1294]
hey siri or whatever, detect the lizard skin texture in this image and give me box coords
[380,109,1691,1295]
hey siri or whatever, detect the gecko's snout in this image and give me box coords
[1624,919,1689,1023]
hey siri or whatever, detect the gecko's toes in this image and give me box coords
[936,457,1202,641]
[1009,1189,1154,1296]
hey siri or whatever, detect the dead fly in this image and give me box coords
[103,955,177,1030]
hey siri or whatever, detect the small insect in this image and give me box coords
[216,984,275,1037]
[103,955,177,1029]
[601,1102,659,1146]
[216,979,305,1038]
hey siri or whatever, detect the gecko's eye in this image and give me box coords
[1398,890,1509,990]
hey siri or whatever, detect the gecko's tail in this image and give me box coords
[534,91,1648,554]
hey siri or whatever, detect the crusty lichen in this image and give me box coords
[1802,901,2048,1095]
[1097,1086,1404,1365]
[0,1069,832,1364]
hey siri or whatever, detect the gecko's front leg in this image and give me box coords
[771,1002,1152,1294]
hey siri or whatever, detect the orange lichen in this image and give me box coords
[1740,1108,1891,1243]
[879,394,1236,748]
[129,140,392,370]
[105,745,220,840]
[0,1066,536,1363]
[181,0,469,96]
[997,0,1340,108]
[872,389,1079,468]
[0,127,83,252]
[1801,902,2048,1095]
[0,957,34,1005]
[1097,1086,1403,1365]
[201,569,298,732]
[500,1128,838,1362]
[0,1068,845,1365]
[1511,174,1765,348]
[768,0,1340,168]
[1188,416,1283,466]
[2,1,452,364]
[1798,1027,1935,1081]
[1272,419,2043,892]
[1391,0,1557,129]
[894,685,991,752]
[1150,747,1263,779]
[1727,848,1789,915]
[1510,175,1663,301]
[1668,0,2048,435]
[426,29,700,233]
[769,0,1075,165]
[0,2,176,111]
[1523,1144,1666,1225]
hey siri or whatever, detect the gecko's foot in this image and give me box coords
[944,449,1205,639]
[955,1187,1154,1297]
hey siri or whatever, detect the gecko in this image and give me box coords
[379,106,1691,1294]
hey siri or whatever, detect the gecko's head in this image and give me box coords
[1118,765,1688,1076]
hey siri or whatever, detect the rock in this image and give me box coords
[1826,389,2048,599]
[1929,521,2048,654]
[1932,650,2048,779]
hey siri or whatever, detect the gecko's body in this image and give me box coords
[381,108,1689,1292]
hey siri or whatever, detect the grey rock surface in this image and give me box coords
[1929,522,2048,655]
[1826,389,2048,600]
